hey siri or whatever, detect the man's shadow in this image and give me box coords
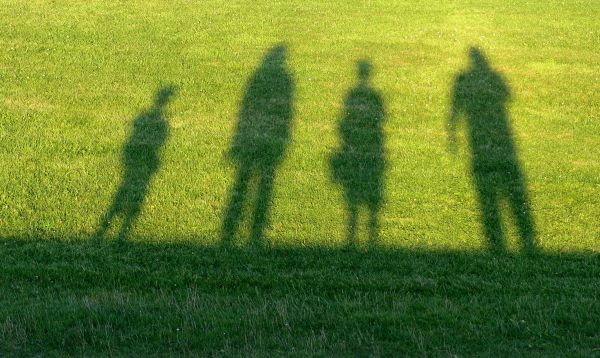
[330,60,386,246]
[448,47,536,254]
[221,45,294,246]
[93,86,175,241]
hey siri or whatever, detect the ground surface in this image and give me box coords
[1,0,599,355]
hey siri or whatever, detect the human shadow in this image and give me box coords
[448,47,536,254]
[221,45,294,246]
[330,60,386,246]
[93,86,175,241]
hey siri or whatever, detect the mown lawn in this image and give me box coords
[1,0,599,355]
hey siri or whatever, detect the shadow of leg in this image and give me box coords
[509,179,537,254]
[368,205,379,246]
[476,175,505,254]
[92,212,114,241]
[221,165,252,246]
[92,188,125,241]
[117,205,140,242]
[250,167,275,246]
[346,201,358,247]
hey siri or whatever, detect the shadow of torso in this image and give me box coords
[333,83,385,207]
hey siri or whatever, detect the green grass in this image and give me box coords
[3,238,600,356]
[1,0,599,355]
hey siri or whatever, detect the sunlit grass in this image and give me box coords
[1,1,598,251]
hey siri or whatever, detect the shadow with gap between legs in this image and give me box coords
[331,60,386,247]
[448,47,536,254]
[93,86,176,241]
[221,44,295,247]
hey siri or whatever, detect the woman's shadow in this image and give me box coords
[330,60,386,246]
[93,86,176,241]
[220,45,294,246]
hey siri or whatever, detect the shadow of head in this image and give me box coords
[469,47,491,72]
[262,44,288,68]
[154,86,178,108]
[357,59,373,82]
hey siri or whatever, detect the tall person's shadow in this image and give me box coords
[331,60,386,247]
[448,47,536,254]
[93,86,176,242]
[221,45,294,247]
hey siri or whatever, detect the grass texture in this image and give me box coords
[1,0,599,355]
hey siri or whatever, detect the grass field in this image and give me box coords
[1,0,599,355]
